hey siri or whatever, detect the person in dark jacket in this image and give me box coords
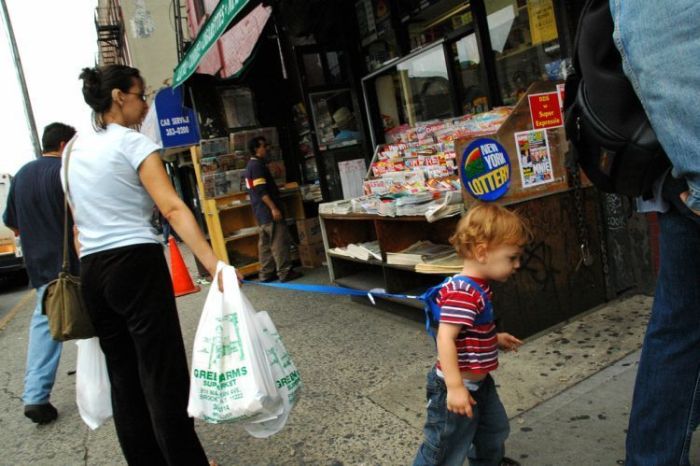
[3,122,78,424]
[244,136,302,282]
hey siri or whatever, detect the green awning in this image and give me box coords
[173,0,251,88]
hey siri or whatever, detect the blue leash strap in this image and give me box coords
[241,279,422,303]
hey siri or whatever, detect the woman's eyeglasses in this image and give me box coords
[126,92,147,102]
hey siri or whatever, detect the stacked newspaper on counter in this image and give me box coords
[319,200,353,215]
[320,191,462,222]
[415,252,462,274]
[386,240,454,266]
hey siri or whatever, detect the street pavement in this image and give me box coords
[0,278,31,323]
[0,247,698,465]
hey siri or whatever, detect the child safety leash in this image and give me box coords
[241,279,439,338]
[241,279,424,305]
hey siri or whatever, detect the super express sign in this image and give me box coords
[460,138,511,201]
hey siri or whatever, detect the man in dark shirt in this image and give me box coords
[244,136,301,282]
[3,122,78,424]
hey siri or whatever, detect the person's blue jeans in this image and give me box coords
[23,285,62,405]
[611,1,700,464]
[624,207,700,466]
[414,368,509,466]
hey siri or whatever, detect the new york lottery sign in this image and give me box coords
[460,138,511,201]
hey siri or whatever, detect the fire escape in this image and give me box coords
[95,0,129,65]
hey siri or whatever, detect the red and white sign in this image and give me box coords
[528,92,564,130]
[556,83,566,110]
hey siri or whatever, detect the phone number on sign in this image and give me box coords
[165,126,191,136]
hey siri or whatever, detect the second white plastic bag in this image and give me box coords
[243,309,302,438]
[187,264,282,423]
[75,337,112,429]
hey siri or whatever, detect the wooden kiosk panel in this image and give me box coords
[456,81,570,209]
[487,189,606,337]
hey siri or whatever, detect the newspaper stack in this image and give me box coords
[386,240,454,266]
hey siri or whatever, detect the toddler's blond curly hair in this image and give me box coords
[450,203,532,259]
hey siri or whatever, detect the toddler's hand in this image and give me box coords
[446,385,476,418]
[497,332,523,352]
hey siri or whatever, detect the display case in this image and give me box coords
[317,79,612,338]
[308,89,364,151]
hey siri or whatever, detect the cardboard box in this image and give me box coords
[298,241,325,268]
[296,217,322,244]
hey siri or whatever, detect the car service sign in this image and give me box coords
[460,138,512,201]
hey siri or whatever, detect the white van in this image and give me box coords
[0,173,28,285]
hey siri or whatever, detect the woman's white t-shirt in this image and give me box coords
[63,123,162,258]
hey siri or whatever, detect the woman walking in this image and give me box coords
[67,64,219,465]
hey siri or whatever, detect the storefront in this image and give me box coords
[171,0,653,337]
[313,0,654,337]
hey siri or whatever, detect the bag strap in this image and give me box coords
[451,275,492,313]
[61,137,78,273]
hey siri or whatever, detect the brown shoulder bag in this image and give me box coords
[42,137,95,341]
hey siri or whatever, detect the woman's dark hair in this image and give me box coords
[79,65,142,128]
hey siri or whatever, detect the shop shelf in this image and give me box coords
[223,228,259,243]
[327,251,383,266]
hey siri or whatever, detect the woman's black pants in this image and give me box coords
[81,244,207,466]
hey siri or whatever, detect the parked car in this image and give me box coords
[0,173,28,287]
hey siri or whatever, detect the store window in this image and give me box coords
[309,89,363,150]
[405,0,473,50]
[451,32,489,115]
[487,0,564,105]
[397,46,452,124]
[371,45,452,130]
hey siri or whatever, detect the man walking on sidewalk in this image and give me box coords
[3,122,78,424]
[611,2,700,464]
[245,136,302,283]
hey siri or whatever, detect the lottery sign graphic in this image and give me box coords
[460,138,511,201]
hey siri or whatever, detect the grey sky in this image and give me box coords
[1,0,97,175]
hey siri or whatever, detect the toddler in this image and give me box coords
[413,203,531,466]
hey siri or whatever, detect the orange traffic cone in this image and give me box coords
[168,237,200,297]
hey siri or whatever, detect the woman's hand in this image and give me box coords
[212,266,243,292]
[446,385,476,417]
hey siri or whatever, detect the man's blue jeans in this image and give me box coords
[23,285,62,405]
[611,1,700,464]
[413,368,509,466]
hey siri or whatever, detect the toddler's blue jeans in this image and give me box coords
[413,367,509,466]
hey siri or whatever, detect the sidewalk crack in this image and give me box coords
[1,371,22,402]
[83,427,90,465]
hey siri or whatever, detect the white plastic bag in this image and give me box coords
[188,264,282,423]
[75,337,112,429]
[243,310,302,438]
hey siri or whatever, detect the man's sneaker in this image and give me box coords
[280,270,303,283]
[24,403,58,424]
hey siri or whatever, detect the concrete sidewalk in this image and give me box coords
[0,250,696,465]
